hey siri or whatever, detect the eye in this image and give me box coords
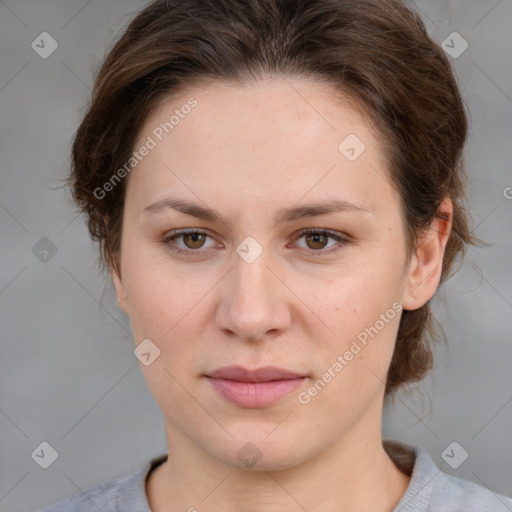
[292,229,348,254]
[162,228,218,254]
[162,228,349,256]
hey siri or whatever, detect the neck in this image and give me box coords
[147,416,411,512]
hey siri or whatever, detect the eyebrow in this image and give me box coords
[141,196,373,226]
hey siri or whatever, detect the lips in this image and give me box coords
[206,365,305,382]
[205,365,307,408]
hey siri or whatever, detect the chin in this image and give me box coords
[208,427,314,472]
[223,448,308,472]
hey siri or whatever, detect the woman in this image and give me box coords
[40,0,512,510]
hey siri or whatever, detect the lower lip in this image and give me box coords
[206,377,306,408]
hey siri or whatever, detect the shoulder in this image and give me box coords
[37,475,124,512]
[385,440,512,512]
[429,469,512,511]
[37,454,168,512]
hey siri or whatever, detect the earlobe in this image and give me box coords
[402,197,453,311]
[111,264,128,313]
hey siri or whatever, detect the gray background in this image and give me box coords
[1,0,511,510]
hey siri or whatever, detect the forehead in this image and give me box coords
[126,78,395,217]
[137,77,373,151]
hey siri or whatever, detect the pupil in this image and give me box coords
[308,233,326,249]
[186,233,204,248]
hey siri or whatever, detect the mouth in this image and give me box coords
[204,365,307,408]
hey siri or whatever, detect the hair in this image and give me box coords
[64,0,480,395]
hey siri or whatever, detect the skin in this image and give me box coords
[111,77,452,512]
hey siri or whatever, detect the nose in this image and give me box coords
[216,245,292,342]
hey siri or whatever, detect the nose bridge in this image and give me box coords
[233,247,273,307]
[218,241,290,340]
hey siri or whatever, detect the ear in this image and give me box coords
[402,197,453,311]
[111,263,129,314]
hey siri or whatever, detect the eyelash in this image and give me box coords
[161,228,349,256]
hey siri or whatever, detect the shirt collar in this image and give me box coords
[117,441,439,511]
[117,453,168,511]
[385,439,440,511]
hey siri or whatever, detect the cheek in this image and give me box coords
[304,256,404,398]
[121,250,211,418]
[121,236,202,332]
[120,244,224,389]
[316,257,403,338]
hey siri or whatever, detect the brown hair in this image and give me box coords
[65,0,479,395]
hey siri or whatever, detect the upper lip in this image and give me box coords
[206,365,305,383]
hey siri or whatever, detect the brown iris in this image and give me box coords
[182,232,207,249]
[305,232,328,250]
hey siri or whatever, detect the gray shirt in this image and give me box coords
[38,440,512,511]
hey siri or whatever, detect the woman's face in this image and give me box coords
[112,78,436,470]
